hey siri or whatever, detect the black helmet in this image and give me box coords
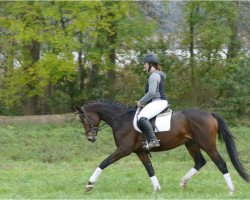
[142,52,159,64]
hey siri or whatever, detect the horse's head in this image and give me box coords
[75,106,101,143]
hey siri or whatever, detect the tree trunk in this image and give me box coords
[78,32,86,90]
[42,82,52,114]
[107,20,116,99]
[24,96,39,115]
[189,7,196,105]
[24,40,40,115]
[227,1,239,59]
[107,47,116,83]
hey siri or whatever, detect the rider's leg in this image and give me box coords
[138,100,168,148]
[138,117,160,148]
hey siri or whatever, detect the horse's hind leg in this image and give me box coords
[205,148,235,194]
[136,152,161,192]
[180,141,206,189]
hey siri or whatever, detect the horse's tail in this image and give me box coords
[211,113,249,182]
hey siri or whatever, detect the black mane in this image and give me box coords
[83,99,137,112]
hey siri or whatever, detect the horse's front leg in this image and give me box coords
[86,147,131,192]
[136,152,161,192]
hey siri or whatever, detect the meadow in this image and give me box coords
[0,121,249,199]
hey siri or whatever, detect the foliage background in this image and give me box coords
[0,1,249,124]
[0,2,249,199]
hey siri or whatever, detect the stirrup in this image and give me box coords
[148,139,160,148]
[142,141,150,150]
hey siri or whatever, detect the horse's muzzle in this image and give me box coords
[87,135,97,143]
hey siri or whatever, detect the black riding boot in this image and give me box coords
[138,117,160,149]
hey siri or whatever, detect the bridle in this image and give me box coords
[78,107,99,136]
[77,106,135,136]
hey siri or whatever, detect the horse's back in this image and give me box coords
[180,109,217,127]
[178,109,218,144]
[180,108,211,117]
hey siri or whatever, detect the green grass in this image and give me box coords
[0,122,249,199]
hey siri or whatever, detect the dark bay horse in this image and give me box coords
[75,99,249,194]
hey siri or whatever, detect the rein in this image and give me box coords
[79,108,135,135]
[95,110,135,132]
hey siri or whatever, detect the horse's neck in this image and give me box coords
[89,103,130,130]
[89,104,122,123]
[99,107,118,123]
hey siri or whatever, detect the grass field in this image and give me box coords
[0,121,249,199]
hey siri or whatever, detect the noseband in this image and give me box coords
[78,107,99,135]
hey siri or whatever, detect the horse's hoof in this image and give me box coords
[153,189,160,193]
[179,182,186,190]
[180,186,186,191]
[229,191,234,196]
[85,182,94,193]
[85,186,93,193]
[153,185,161,192]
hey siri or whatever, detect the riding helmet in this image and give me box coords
[142,52,159,64]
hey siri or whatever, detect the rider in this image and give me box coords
[137,52,168,149]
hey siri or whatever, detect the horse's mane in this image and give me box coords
[83,99,137,111]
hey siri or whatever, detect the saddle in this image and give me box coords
[149,106,171,131]
[133,106,173,133]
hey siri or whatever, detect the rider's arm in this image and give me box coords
[139,73,160,105]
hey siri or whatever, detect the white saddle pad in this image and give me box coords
[133,108,172,133]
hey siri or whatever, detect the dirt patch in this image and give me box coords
[0,113,79,125]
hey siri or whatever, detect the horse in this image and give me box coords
[75,99,249,194]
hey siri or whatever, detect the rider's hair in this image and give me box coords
[149,62,161,70]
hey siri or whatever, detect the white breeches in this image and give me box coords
[138,100,168,120]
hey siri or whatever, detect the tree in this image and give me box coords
[0,1,157,115]
[0,2,83,114]
[166,1,249,121]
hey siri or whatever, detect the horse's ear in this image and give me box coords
[74,106,82,113]
[74,106,86,114]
